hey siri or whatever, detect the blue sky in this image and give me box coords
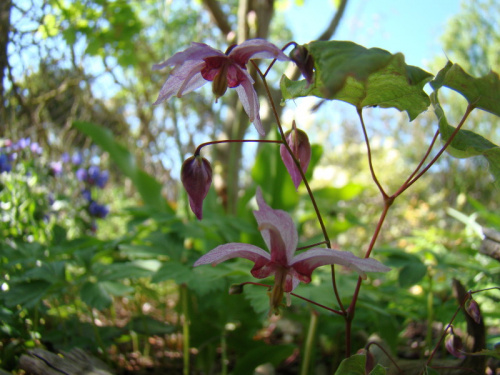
[285,0,462,70]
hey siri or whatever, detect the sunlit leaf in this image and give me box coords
[281,41,433,120]
[3,281,52,309]
[431,92,500,184]
[431,61,500,116]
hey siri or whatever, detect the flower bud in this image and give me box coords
[445,329,466,359]
[465,298,482,324]
[280,121,311,190]
[289,44,314,86]
[181,154,213,220]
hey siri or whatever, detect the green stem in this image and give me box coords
[426,274,434,351]
[221,330,228,375]
[181,284,190,375]
[300,310,319,375]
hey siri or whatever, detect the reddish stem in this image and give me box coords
[195,139,282,155]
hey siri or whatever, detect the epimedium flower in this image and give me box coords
[194,187,390,314]
[280,121,311,190]
[153,39,290,135]
[181,154,213,220]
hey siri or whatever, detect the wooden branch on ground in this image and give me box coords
[19,348,113,375]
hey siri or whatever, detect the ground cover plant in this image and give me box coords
[1,1,500,374]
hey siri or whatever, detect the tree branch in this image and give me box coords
[202,0,233,38]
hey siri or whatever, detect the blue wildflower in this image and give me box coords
[76,168,87,181]
[88,201,109,218]
[0,154,11,173]
[72,152,83,165]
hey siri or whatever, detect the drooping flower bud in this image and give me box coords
[445,328,466,359]
[280,121,311,190]
[465,298,482,324]
[181,154,213,220]
[289,44,314,86]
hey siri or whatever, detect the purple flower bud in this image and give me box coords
[181,154,213,220]
[280,121,311,190]
[465,298,482,324]
[88,201,109,218]
[289,44,314,86]
[445,330,466,359]
[76,168,88,181]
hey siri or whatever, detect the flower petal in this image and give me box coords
[290,248,391,280]
[194,243,270,269]
[235,72,264,135]
[153,42,223,70]
[154,61,207,104]
[229,39,290,67]
[253,187,298,263]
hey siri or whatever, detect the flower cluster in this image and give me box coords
[1,138,110,233]
[154,39,389,315]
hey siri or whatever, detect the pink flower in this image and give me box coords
[194,187,390,313]
[153,39,290,135]
[280,121,311,190]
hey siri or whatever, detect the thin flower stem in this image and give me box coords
[195,139,282,155]
[252,61,330,249]
[260,42,297,77]
[345,200,392,357]
[252,61,347,313]
[422,292,471,373]
[357,108,388,198]
[296,240,329,251]
[399,128,440,191]
[356,108,388,199]
[396,104,474,197]
[366,341,403,374]
[240,282,344,316]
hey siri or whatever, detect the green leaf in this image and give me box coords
[80,281,112,310]
[231,343,295,375]
[431,92,500,184]
[370,364,388,375]
[281,41,433,120]
[398,263,427,288]
[73,121,169,211]
[431,61,500,116]
[334,354,366,375]
[424,367,440,375]
[3,281,52,309]
[125,316,175,336]
[467,348,500,359]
